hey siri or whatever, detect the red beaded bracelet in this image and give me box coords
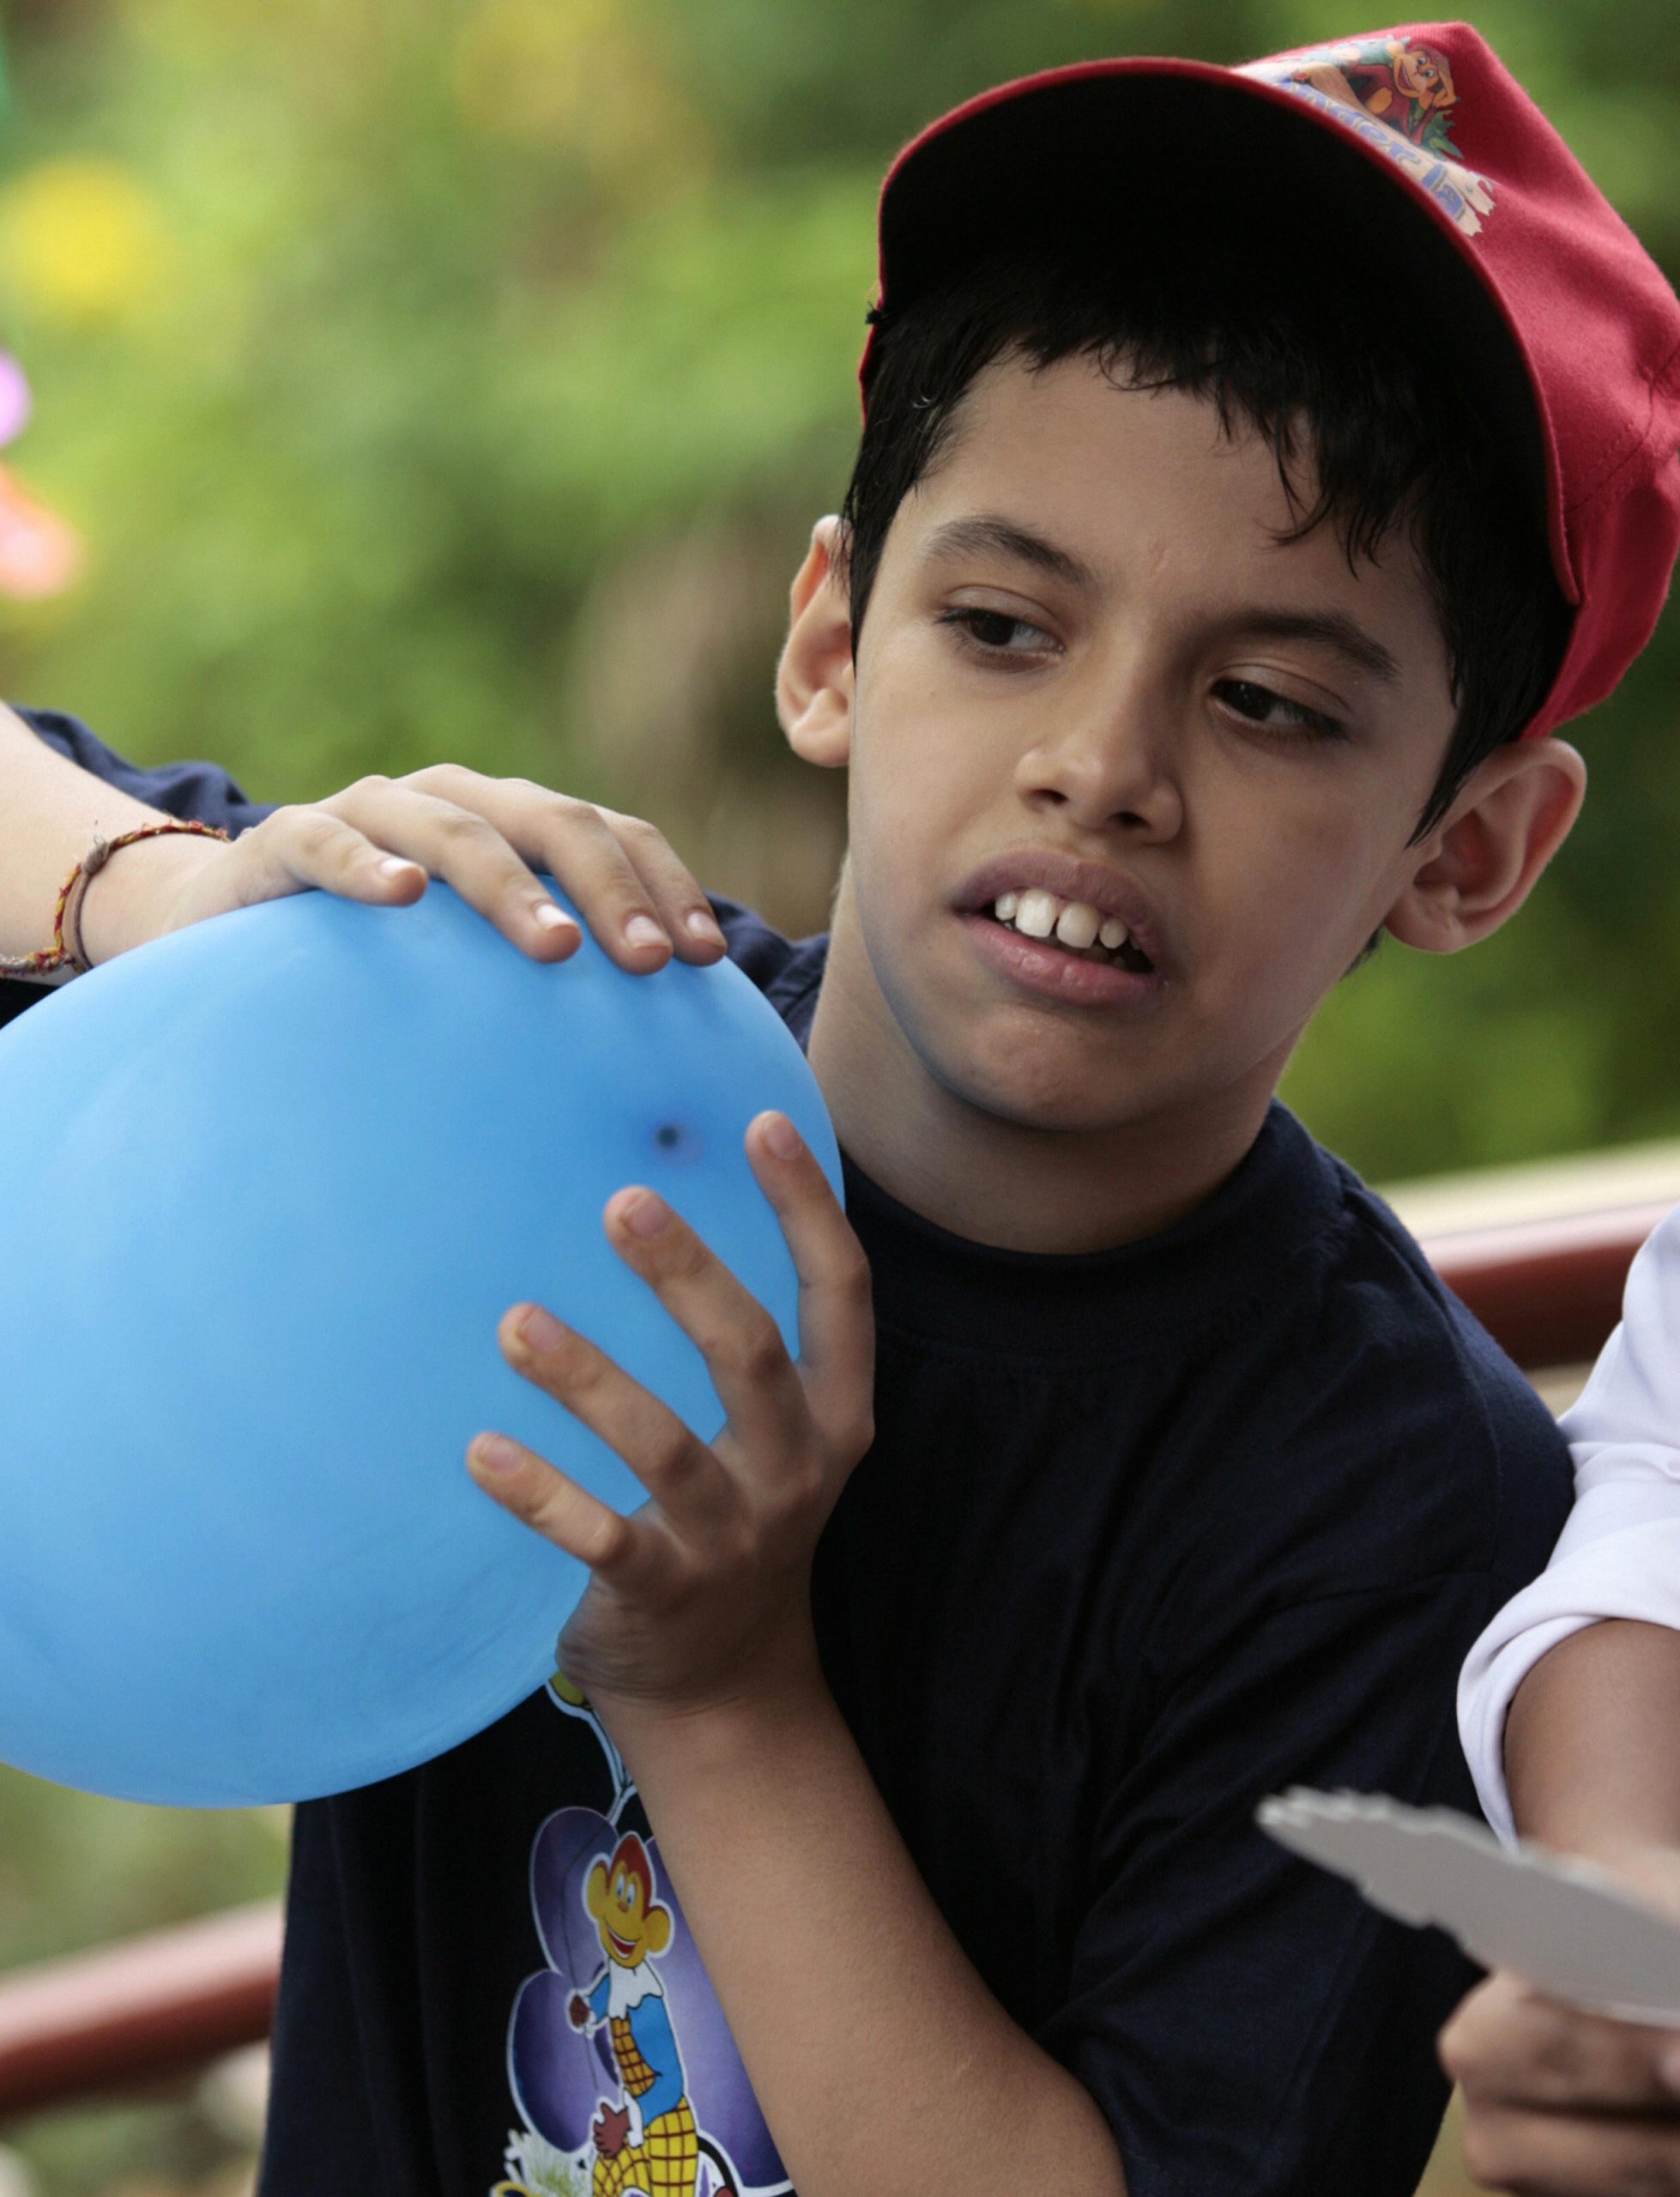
[0,817,233,981]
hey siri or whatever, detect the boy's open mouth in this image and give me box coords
[987,889,1155,975]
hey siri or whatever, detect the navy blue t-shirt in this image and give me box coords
[8,714,1573,2197]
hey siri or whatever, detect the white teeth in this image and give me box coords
[1013,888,1058,939]
[989,886,1141,962]
[1054,901,1100,951]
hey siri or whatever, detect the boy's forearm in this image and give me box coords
[0,705,215,964]
[1506,1619,1680,1860]
[610,1664,1127,2197]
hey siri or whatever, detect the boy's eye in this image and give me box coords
[939,606,1055,658]
[1213,677,1346,741]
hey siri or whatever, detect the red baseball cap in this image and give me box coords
[862,25,1680,741]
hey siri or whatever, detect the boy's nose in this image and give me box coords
[1014,706,1183,841]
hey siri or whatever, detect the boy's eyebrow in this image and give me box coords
[923,521,1403,683]
[922,515,1097,592]
[1234,609,1401,685]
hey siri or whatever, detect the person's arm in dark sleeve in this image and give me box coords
[2,701,267,962]
[16,705,275,836]
[0,703,740,1013]
[0,702,270,1029]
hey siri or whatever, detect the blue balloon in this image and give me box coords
[0,887,838,1806]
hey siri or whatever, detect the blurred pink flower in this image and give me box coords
[0,354,33,448]
[0,464,81,597]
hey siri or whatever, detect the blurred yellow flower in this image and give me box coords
[0,159,172,326]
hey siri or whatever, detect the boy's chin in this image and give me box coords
[936,1053,1167,1139]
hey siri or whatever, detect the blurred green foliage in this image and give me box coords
[0,8,1676,2185]
[0,0,1675,1180]
[0,1771,281,2192]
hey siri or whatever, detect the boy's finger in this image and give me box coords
[496,1303,738,1535]
[402,766,677,971]
[466,1431,658,1592]
[325,778,583,959]
[593,807,728,964]
[1459,2103,1680,2197]
[1446,1982,1680,2113]
[352,766,725,970]
[599,1191,811,1460]
[744,1114,876,1456]
[521,800,680,970]
[221,807,429,911]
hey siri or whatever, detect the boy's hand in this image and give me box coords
[85,764,726,971]
[1441,1847,1680,2194]
[466,1110,874,1722]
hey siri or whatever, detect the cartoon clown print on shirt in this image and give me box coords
[493,1673,790,2197]
[567,1831,698,2195]
[1242,33,1496,235]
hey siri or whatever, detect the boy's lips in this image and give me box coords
[949,850,1170,1009]
[952,850,1168,971]
[957,910,1163,1007]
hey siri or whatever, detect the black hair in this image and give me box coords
[840,76,1572,840]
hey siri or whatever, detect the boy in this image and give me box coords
[3,25,1677,2196]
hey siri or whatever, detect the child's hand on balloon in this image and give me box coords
[86,764,728,972]
[466,1109,874,1726]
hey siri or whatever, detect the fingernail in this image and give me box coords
[763,1113,802,1159]
[685,909,725,945]
[533,903,577,933]
[625,914,667,949]
[623,1191,670,1238]
[378,856,420,878]
[474,1434,520,1476]
[516,1305,568,1353]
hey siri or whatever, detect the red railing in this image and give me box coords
[0,1901,281,2121]
[1424,1198,1667,1372]
[0,1196,1666,2123]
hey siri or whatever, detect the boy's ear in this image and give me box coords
[776,515,855,767]
[1384,736,1586,953]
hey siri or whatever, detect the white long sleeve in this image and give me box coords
[1459,1203,1680,1841]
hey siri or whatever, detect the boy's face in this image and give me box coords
[794,352,1476,1145]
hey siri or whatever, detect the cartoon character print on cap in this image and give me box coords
[1242,35,1495,236]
